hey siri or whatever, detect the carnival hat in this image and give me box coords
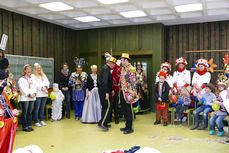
[197,58,209,67]
[175,57,187,66]
[74,57,86,68]
[120,53,130,60]
[160,62,171,71]
[158,70,168,79]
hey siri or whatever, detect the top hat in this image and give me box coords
[120,53,130,60]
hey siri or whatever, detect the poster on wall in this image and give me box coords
[0,34,8,51]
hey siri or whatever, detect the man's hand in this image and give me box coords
[105,93,109,101]
[0,109,4,116]
[158,97,162,101]
[111,90,115,97]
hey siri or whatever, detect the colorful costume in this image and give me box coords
[111,63,121,124]
[134,62,150,113]
[120,53,138,133]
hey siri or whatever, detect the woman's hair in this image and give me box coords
[90,65,97,69]
[33,63,47,78]
[22,64,31,76]
[63,62,68,67]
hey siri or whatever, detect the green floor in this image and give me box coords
[14,113,229,153]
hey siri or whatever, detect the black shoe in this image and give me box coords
[224,140,229,144]
[23,128,31,132]
[107,124,111,128]
[115,120,119,124]
[198,126,207,130]
[28,127,34,131]
[66,114,70,119]
[154,120,161,125]
[190,126,198,130]
[120,127,127,131]
[163,122,168,126]
[97,124,109,131]
[123,129,134,134]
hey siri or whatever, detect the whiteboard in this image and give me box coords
[5,54,54,84]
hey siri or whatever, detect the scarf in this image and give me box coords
[177,67,185,72]
[196,68,208,76]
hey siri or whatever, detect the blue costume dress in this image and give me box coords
[69,71,87,119]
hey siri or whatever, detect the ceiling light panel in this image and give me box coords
[74,16,100,22]
[175,3,203,13]
[97,0,128,5]
[120,10,147,18]
[40,2,73,12]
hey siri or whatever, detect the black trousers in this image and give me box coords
[98,90,112,126]
[112,91,120,122]
[120,91,134,130]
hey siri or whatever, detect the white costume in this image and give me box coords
[51,84,64,121]
[191,59,211,96]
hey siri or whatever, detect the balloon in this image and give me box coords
[50,92,56,101]
[170,95,177,103]
[212,103,220,111]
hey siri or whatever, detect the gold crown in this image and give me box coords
[107,57,117,63]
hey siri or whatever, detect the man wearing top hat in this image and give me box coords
[97,56,116,131]
[120,53,139,134]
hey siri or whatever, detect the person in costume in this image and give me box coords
[58,62,71,119]
[18,64,36,132]
[154,70,170,126]
[134,61,150,113]
[173,57,191,94]
[69,57,87,120]
[97,56,115,131]
[81,65,101,123]
[191,58,211,97]
[155,62,173,88]
[119,53,138,134]
[32,63,50,127]
[51,83,64,121]
[190,83,216,130]
[209,81,228,137]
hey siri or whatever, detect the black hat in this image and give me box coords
[0,58,9,70]
[0,69,7,80]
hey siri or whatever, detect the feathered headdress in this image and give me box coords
[74,57,86,68]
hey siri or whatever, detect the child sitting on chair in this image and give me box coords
[175,87,191,122]
[154,70,170,126]
[51,83,64,121]
[190,83,216,130]
[209,81,228,137]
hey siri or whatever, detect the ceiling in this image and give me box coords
[0,0,229,30]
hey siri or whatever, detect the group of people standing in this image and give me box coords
[66,53,143,134]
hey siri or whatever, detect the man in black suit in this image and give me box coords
[98,56,116,131]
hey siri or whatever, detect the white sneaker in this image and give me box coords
[35,122,42,127]
[40,121,47,126]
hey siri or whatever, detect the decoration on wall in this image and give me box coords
[0,34,8,51]
[207,58,217,73]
